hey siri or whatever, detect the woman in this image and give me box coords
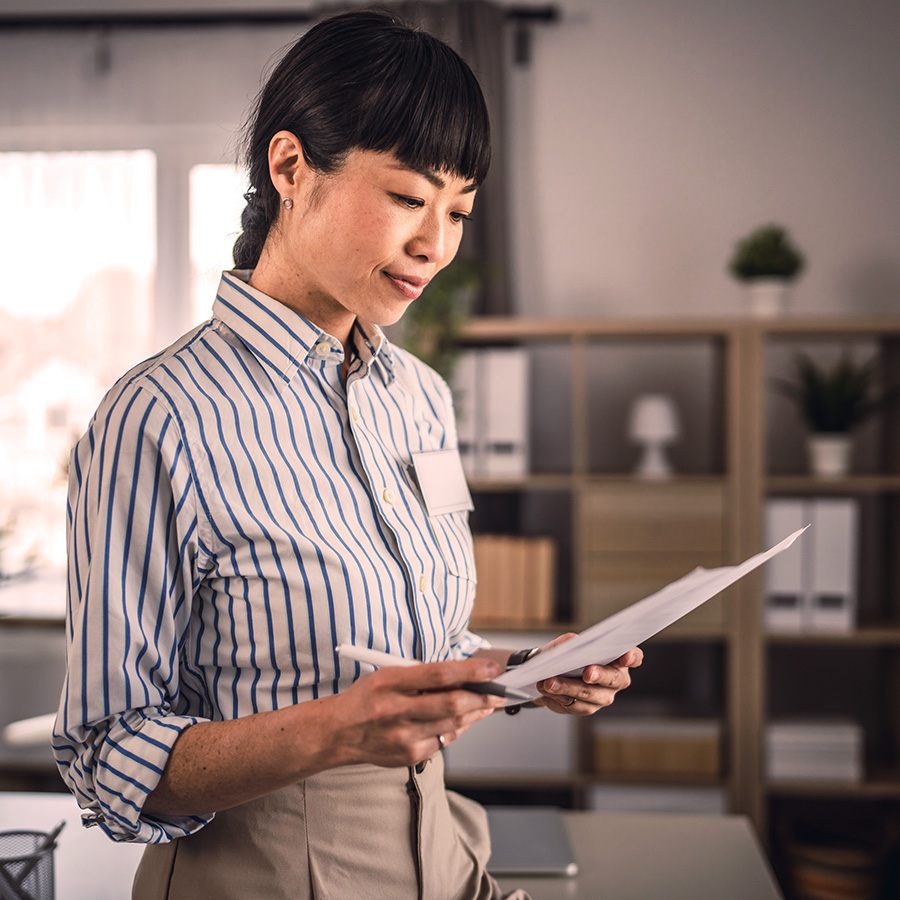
[54,11,642,899]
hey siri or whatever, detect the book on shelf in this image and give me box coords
[470,534,556,627]
[589,715,723,777]
[763,498,859,633]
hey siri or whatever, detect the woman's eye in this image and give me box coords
[450,211,472,224]
[395,194,424,210]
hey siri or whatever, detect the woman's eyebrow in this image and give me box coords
[388,163,478,194]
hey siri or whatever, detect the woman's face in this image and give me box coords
[254,148,477,340]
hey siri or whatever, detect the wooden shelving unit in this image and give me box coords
[452,315,900,866]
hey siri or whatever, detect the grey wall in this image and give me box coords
[509,0,900,318]
[2,0,898,321]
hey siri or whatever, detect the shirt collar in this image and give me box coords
[212,271,396,386]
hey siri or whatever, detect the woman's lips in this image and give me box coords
[385,272,428,300]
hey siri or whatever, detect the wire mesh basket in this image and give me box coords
[0,830,56,900]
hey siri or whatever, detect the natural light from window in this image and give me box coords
[0,150,156,575]
[190,163,246,325]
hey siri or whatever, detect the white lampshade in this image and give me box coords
[627,394,680,478]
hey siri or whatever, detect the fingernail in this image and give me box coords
[545,679,559,692]
[483,661,503,677]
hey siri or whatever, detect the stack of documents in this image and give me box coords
[588,784,728,815]
[766,719,864,782]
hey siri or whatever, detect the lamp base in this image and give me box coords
[634,442,674,480]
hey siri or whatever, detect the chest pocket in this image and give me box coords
[429,511,477,583]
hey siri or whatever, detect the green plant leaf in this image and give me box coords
[772,352,892,432]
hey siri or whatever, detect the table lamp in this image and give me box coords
[627,393,680,479]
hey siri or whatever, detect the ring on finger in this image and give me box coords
[436,733,446,750]
[559,696,577,708]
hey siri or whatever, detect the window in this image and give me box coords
[0,151,155,573]
[189,164,246,325]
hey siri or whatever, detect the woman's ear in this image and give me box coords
[267,130,312,203]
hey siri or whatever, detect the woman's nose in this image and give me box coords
[407,214,453,264]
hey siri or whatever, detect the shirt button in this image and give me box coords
[382,488,395,505]
[351,406,359,422]
[315,342,331,357]
[418,574,426,592]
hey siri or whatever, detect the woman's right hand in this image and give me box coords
[144,657,505,817]
[329,657,506,768]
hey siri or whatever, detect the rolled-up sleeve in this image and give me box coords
[53,380,213,843]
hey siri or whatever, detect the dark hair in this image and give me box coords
[233,9,492,269]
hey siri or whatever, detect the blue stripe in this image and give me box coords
[56,271,484,843]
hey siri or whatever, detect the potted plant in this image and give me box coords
[728,224,805,317]
[398,260,481,381]
[774,352,891,477]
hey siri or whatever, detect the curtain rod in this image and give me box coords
[0,5,559,30]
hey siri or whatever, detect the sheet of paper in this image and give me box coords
[493,526,808,700]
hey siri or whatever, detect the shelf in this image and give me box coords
[467,473,574,492]
[580,772,727,788]
[446,771,730,791]
[756,318,900,337]
[452,315,900,835]
[468,473,730,492]
[767,475,900,494]
[766,628,900,646]
[766,774,900,799]
[460,317,741,342]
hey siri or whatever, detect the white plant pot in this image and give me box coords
[807,434,852,478]
[745,279,791,318]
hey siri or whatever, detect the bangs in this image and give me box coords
[352,33,492,185]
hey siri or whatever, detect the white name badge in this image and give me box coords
[411,449,474,516]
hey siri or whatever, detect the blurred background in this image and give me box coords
[1,2,898,897]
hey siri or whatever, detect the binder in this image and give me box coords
[452,350,479,477]
[763,499,807,632]
[808,498,858,632]
[762,497,859,633]
[481,348,530,478]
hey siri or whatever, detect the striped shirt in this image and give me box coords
[53,271,486,844]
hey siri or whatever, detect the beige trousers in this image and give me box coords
[132,754,529,900]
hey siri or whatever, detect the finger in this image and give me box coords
[403,686,505,724]
[378,658,503,694]
[537,674,624,709]
[548,664,632,692]
[536,694,594,716]
[427,703,497,744]
[611,646,644,668]
[539,632,578,652]
[404,703,498,764]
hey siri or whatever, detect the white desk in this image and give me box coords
[496,810,785,900]
[0,792,784,900]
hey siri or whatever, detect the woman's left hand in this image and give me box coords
[533,634,643,716]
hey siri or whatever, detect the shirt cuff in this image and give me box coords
[90,710,212,843]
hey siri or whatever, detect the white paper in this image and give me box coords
[494,526,809,700]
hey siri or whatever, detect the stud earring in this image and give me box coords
[282,197,293,210]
